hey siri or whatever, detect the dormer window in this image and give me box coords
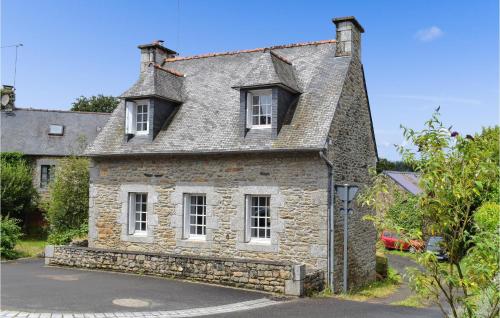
[135,102,149,134]
[246,90,272,129]
[125,100,150,135]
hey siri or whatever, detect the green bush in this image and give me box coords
[46,157,89,232]
[386,193,422,232]
[0,152,38,225]
[1,217,22,259]
[47,223,88,245]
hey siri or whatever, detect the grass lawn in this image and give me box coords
[391,294,430,308]
[315,266,402,301]
[13,239,47,258]
[384,248,419,261]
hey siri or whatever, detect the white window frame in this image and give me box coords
[183,193,207,240]
[125,100,149,135]
[129,192,148,235]
[246,89,272,129]
[246,195,271,243]
[135,100,149,135]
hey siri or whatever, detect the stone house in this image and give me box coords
[46,16,378,295]
[1,106,110,196]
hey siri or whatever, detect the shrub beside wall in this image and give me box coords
[46,157,89,243]
[0,217,22,259]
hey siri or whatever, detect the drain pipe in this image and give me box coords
[319,150,335,291]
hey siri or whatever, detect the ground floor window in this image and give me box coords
[40,165,55,188]
[184,194,207,238]
[248,195,271,240]
[129,192,147,234]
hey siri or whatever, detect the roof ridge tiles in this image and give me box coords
[164,39,336,62]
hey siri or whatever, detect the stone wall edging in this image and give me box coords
[48,245,294,266]
[45,245,325,296]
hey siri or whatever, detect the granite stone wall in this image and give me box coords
[326,54,378,291]
[45,245,307,295]
[88,152,330,273]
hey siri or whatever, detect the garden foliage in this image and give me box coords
[46,156,89,243]
[0,152,38,225]
[360,110,499,318]
[0,217,22,259]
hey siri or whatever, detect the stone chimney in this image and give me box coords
[333,16,364,59]
[138,40,178,72]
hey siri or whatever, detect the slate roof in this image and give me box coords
[87,40,351,156]
[1,108,110,156]
[233,51,300,93]
[383,171,422,195]
[121,64,184,102]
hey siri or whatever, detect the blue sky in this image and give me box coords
[2,0,498,160]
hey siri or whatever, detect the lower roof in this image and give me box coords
[1,108,110,156]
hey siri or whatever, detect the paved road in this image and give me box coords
[1,258,443,317]
[1,258,265,312]
[207,298,442,318]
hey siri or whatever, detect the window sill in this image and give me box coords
[249,238,271,245]
[186,235,207,241]
[132,232,148,237]
[249,126,271,130]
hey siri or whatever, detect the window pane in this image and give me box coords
[141,223,146,231]
[252,95,259,105]
[262,95,271,105]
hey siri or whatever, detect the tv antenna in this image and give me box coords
[1,43,23,86]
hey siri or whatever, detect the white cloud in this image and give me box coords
[415,26,444,42]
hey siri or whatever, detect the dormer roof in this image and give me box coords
[232,51,300,93]
[120,63,184,103]
[86,40,352,156]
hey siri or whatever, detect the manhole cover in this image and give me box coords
[112,298,150,308]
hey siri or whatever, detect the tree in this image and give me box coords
[46,156,89,233]
[70,95,119,113]
[376,158,414,173]
[362,110,499,317]
[357,170,422,236]
[0,153,38,227]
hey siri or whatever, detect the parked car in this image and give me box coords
[426,236,448,261]
[380,230,424,252]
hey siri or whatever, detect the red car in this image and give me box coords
[381,230,423,252]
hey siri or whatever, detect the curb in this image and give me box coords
[0,298,281,318]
